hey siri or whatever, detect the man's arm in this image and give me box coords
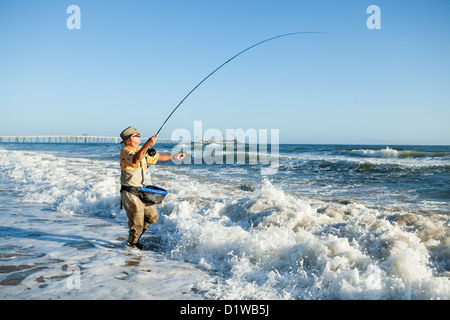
[158,153,185,162]
[158,153,173,162]
[132,135,157,165]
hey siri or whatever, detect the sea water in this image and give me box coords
[0,142,448,299]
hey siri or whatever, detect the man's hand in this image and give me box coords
[175,152,185,160]
[148,134,157,147]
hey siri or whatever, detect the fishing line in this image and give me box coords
[155,31,329,135]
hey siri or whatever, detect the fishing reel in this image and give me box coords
[147,148,157,157]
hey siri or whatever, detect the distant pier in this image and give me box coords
[0,135,181,144]
[0,135,246,145]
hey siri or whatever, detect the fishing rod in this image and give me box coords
[155,31,329,136]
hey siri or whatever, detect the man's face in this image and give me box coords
[129,133,141,145]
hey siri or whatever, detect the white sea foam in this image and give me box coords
[0,146,449,300]
[275,147,449,171]
[155,177,450,299]
[351,146,400,158]
[0,148,217,299]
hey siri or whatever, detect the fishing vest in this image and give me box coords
[120,145,159,187]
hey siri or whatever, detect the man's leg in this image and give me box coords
[121,191,145,246]
[143,204,159,232]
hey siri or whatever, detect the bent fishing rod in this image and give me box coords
[155,31,329,136]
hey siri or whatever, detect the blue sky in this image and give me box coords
[1,0,449,144]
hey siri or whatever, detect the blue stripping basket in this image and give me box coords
[139,185,168,204]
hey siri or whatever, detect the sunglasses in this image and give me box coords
[132,134,141,138]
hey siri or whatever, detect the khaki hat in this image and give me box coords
[119,126,141,144]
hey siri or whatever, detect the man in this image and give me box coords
[119,126,184,250]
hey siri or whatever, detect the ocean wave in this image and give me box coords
[156,179,449,299]
[159,143,450,172]
[279,153,450,174]
[0,148,123,220]
[350,147,450,159]
[295,158,449,174]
